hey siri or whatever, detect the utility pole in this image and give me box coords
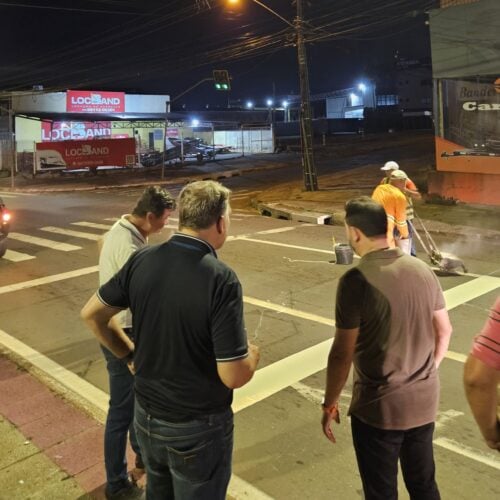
[295,0,318,191]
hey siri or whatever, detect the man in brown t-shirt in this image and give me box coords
[321,196,452,500]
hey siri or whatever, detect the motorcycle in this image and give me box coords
[0,197,11,258]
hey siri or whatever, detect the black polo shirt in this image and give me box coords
[97,233,248,421]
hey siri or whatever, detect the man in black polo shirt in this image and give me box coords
[82,180,260,500]
[321,196,452,500]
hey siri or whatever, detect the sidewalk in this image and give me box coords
[0,353,112,499]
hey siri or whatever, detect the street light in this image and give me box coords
[266,98,273,107]
[191,118,200,127]
[227,0,318,191]
[358,83,367,92]
[246,101,254,109]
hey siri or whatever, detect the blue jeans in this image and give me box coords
[101,344,142,491]
[134,400,233,500]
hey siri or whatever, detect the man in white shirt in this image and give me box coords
[98,186,175,499]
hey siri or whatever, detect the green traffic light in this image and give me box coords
[215,83,222,89]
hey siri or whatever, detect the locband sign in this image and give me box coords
[66,90,125,113]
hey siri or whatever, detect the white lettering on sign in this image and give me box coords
[42,127,112,142]
[463,101,500,111]
[459,86,495,98]
[65,145,110,156]
[71,95,121,106]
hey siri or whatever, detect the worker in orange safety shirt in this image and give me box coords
[372,170,410,251]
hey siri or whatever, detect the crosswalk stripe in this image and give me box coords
[9,232,81,251]
[444,276,500,310]
[1,249,36,262]
[244,296,335,327]
[252,227,297,235]
[0,191,34,197]
[71,221,113,230]
[229,236,334,254]
[40,226,102,241]
[0,266,98,295]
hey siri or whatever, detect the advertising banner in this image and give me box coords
[166,128,179,138]
[35,138,136,171]
[436,77,500,175]
[66,90,125,113]
[41,121,112,141]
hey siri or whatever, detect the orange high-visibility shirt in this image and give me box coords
[372,184,409,247]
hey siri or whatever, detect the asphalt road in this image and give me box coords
[1,182,499,500]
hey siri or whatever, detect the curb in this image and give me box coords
[0,162,285,194]
[257,202,333,225]
[256,202,500,242]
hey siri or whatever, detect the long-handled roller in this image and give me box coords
[412,212,467,274]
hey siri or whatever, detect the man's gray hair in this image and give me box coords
[178,180,231,230]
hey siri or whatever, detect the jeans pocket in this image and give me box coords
[167,439,217,484]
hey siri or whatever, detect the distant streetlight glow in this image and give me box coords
[282,100,289,108]
[358,83,367,92]
[246,101,254,109]
[191,118,200,127]
[266,99,273,107]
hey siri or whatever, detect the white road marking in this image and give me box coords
[104,217,119,222]
[9,232,81,251]
[232,212,257,217]
[435,409,464,430]
[233,340,332,413]
[243,296,335,327]
[0,266,97,295]
[444,276,500,310]
[251,227,297,235]
[228,475,274,500]
[0,193,18,198]
[40,226,102,241]
[71,221,113,230]
[433,438,500,470]
[1,249,36,262]
[0,328,275,499]
[0,191,34,196]
[230,236,334,255]
[445,351,467,363]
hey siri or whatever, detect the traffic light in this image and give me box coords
[213,70,231,91]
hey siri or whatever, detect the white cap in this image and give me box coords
[381,161,399,171]
[390,169,408,180]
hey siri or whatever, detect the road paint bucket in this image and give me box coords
[334,244,353,265]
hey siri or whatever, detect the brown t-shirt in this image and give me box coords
[336,248,446,430]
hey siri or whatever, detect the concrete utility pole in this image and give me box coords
[295,0,318,191]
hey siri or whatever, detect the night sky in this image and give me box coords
[0,0,437,108]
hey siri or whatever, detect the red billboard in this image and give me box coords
[35,138,136,171]
[66,90,125,113]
